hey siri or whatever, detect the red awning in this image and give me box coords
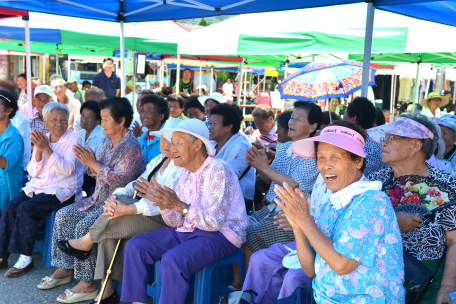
[371,63,394,70]
[0,7,28,19]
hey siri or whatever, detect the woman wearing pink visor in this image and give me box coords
[366,114,456,304]
[267,121,405,304]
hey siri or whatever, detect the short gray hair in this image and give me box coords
[400,113,439,160]
[51,78,67,87]
[42,102,70,121]
[185,133,208,155]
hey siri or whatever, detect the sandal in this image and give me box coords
[56,240,92,261]
[37,275,72,290]
[56,289,98,303]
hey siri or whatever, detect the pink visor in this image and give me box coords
[291,126,366,159]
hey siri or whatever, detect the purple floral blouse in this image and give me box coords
[76,131,145,212]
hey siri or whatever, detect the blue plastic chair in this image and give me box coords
[34,210,57,267]
[194,248,245,304]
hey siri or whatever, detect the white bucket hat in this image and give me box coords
[150,118,181,138]
[161,118,215,156]
[198,92,227,107]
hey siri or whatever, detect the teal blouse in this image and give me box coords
[0,122,24,210]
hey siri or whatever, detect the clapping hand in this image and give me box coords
[73,144,96,166]
[274,182,312,230]
[274,211,293,231]
[245,147,269,171]
[30,130,50,153]
[132,121,144,138]
[102,196,134,220]
[135,177,186,213]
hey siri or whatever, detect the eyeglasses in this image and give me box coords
[380,135,402,145]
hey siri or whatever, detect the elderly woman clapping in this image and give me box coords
[0,102,84,277]
[367,114,456,304]
[272,121,405,304]
[40,98,145,303]
[120,119,248,304]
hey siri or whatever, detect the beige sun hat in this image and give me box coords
[420,92,449,108]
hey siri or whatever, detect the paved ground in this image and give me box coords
[0,251,158,304]
[0,251,199,304]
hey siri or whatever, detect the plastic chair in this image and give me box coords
[146,261,195,302]
[193,248,245,304]
[34,210,57,267]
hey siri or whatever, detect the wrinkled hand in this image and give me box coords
[274,211,293,231]
[135,177,186,213]
[395,211,421,233]
[132,121,144,138]
[102,196,135,220]
[245,147,269,171]
[436,284,456,304]
[30,130,50,153]
[251,136,265,150]
[73,144,97,167]
[274,182,311,230]
[244,126,253,136]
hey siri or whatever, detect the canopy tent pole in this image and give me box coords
[283,58,289,112]
[412,55,422,113]
[42,55,45,84]
[55,45,59,75]
[120,20,126,97]
[24,15,32,116]
[243,68,247,104]
[453,77,456,105]
[361,3,375,98]
[392,71,398,121]
[210,67,214,94]
[176,54,181,94]
[199,63,202,95]
[425,66,432,98]
[132,50,136,108]
[238,58,244,106]
[68,54,71,79]
[390,66,395,122]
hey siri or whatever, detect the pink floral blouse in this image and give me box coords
[161,157,248,248]
[24,129,84,203]
[76,131,145,212]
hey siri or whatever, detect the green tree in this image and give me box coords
[198,18,209,26]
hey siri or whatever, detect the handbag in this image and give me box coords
[403,250,445,304]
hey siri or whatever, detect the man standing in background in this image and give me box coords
[92,57,120,97]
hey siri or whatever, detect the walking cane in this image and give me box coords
[97,238,122,304]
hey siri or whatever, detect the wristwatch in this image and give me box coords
[265,148,270,153]
[182,204,191,217]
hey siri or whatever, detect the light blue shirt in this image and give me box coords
[139,124,164,164]
[77,124,106,163]
[0,122,24,210]
[312,190,405,303]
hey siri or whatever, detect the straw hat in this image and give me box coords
[126,80,134,91]
[161,118,215,156]
[149,118,181,138]
[420,92,449,108]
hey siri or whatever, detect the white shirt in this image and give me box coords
[11,111,31,172]
[421,107,445,118]
[77,124,105,159]
[222,83,234,95]
[112,154,183,216]
[213,132,255,200]
[54,95,81,130]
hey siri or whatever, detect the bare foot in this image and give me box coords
[41,268,73,286]
[58,281,96,300]
[68,233,93,252]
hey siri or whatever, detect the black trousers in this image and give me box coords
[0,191,74,259]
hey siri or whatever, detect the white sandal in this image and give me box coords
[56,289,98,303]
[37,276,72,290]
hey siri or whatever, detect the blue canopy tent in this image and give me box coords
[0,0,449,99]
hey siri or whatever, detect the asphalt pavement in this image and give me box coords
[0,251,158,304]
